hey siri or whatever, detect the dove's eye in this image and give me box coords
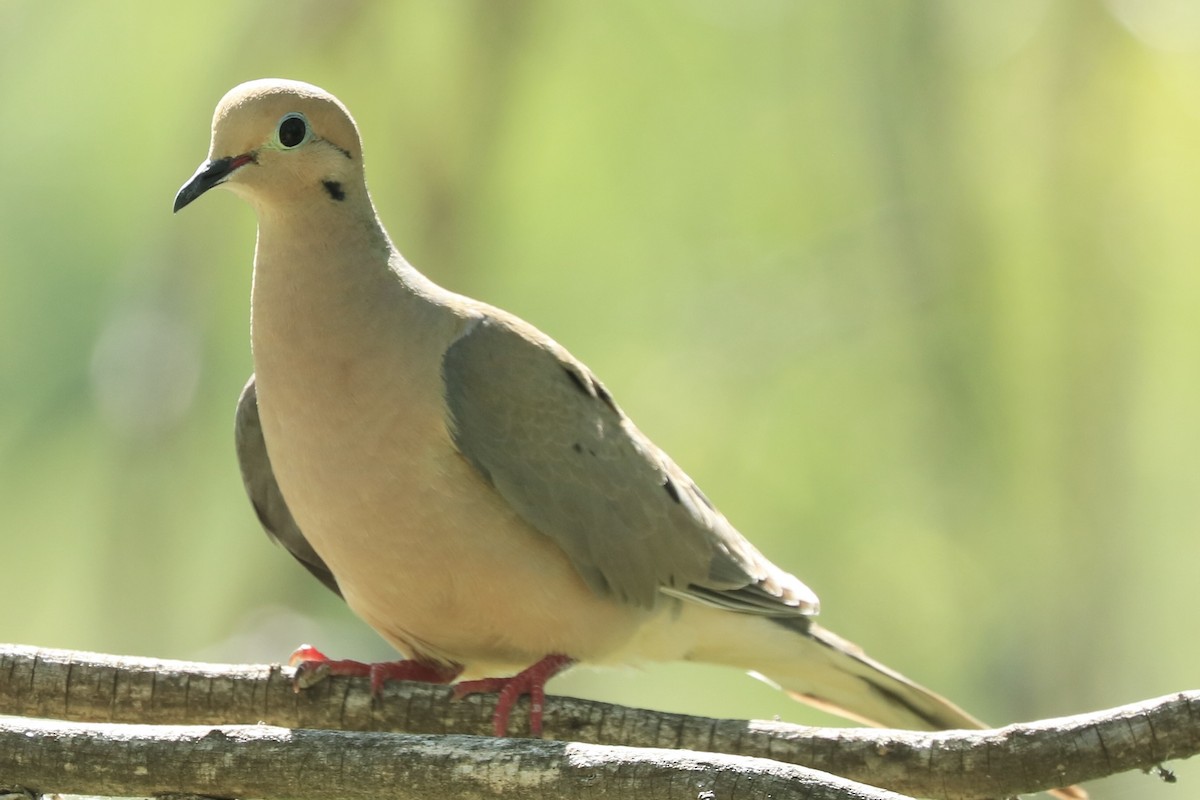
[276,113,310,149]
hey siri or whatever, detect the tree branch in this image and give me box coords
[0,644,1194,799]
[0,716,910,800]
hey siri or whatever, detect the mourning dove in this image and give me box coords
[174,80,1080,796]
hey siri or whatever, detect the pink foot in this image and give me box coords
[453,654,575,737]
[288,644,461,696]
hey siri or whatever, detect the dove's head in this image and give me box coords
[174,79,365,214]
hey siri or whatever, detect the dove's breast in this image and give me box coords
[247,218,652,675]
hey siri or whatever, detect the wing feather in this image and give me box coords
[235,375,342,597]
[441,314,817,616]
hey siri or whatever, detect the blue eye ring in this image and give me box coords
[276,113,310,149]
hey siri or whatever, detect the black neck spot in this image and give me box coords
[322,180,345,201]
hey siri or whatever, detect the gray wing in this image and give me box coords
[441,313,818,614]
[235,375,342,598]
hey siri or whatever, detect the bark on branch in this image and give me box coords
[0,644,1194,799]
[0,717,910,800]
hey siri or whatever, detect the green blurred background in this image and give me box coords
[1,2,1197,796]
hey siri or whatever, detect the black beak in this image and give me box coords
[173,154,254,213]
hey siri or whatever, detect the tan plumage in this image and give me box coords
[175,80,1076,771]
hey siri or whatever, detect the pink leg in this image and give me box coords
[289,644,461,696]
[453,654,575,737]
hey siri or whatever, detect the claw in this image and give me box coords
[454,654,574,737]
[287,643,460,695]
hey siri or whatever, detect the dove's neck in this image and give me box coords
[252,196,448,342]
[248,196,470,428]
[254,191,392,308]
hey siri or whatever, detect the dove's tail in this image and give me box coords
[753,616,985,730]
[684,608,1087,799]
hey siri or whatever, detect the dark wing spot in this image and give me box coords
[572,442,583,454]
[593,380,619,414]
[562,365,620,414]
[322,180,346,201]
[563,366,590,396]
[663,477,682,504]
